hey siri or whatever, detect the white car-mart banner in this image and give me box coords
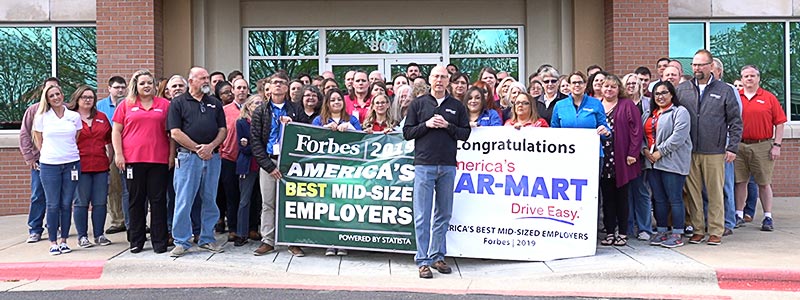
[447,127,600,261]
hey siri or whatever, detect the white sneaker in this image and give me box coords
[325,248,336,256]
[26,233,41,243]
[78,236,94,248]
[170,245,188,257]
[637,231,651,241]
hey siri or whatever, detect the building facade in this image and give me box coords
[0,0,798,215]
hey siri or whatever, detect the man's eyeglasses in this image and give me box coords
[270,80,287,86]
[542,79,558,84]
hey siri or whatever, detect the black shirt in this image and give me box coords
[167,92,226,145]
[292,102,320,125]
[403,94,471,166]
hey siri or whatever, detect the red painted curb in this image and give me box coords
[0,260,105,281]
[717,268,800,292]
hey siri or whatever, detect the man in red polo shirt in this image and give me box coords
[734,65,786,232]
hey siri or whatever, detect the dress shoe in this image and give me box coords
[248,230,262,241]
[419,265,433,279]
[228,232,237,242]
[254,243,275,256]
[723,228,733,236]
[105,225,127,234]
[707,235,722,245]
[432,260,452,274]
[234,237,248,247]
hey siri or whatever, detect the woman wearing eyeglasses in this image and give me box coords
[504,92,548,128]
[622,73,653,240]
[68,86,114,249]
[550,71,610,138]
[536,67,569,123]
[643,81,692,248]
[362,94,397,134]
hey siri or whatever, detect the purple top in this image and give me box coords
[611,98,644,187]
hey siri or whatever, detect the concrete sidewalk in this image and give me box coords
[0,197,798,299]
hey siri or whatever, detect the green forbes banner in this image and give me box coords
[276,123,416,253]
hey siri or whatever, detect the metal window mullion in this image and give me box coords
[442,27,450,65]
[243,28,250,82]
[517,26,525,81]
[449,54,518,59]
[51,26,57,78]
[319,28,327,71]
[785,21,792,121]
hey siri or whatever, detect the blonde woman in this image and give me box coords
[34,85,82,255]
[111,69,172,254]
[496,77,516,109]
[234,95,264,247]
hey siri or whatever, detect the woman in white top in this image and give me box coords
[33,85,82,255]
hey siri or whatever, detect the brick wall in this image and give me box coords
[0,148,33,216]
[96,0,163,99]
[604,0,669,76]
[772,139,800,197]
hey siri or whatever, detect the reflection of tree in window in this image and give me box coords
[326,29,441,54]
[0,27,51,124]
[248,60,318,89]
[57,27,97,98]
[711,23,785,108]
[791,23,800,120]
[248,30,319,56]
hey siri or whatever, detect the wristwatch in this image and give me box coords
[773,143,781,147]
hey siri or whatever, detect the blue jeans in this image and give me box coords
[413,165,456,267]
[27,167,46,235]
[745,176,758,217]
[40,161,80,242]
[649,169,686,233]
[627,171,652,235]
[172,152,221,248]
[722,161,736,229]
[74,171,109,238]
[237,171,258,238]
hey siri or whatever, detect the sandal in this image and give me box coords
[614,234,628,246]
[600,233,615,246]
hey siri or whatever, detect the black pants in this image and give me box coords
[600,178,629,235]
[220,159,240,233]
[127,163,168,252]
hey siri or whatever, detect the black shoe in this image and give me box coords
[153,248,168,254]
[215,220,226,233]
[130,246,143,253]
[234,237,248,247]
[106,225,127,234]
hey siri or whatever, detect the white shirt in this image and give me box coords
[32,108,81,164]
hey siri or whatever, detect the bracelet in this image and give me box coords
[773,143,781,148]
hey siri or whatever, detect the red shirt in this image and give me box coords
[366,120,390,132]
[113,97,171,164]
[77,112,112,172]
[739,88,786,140]
[220,102,241,161]
[504,118,549,128]
[644,109,663,150]
[344,94,372,122]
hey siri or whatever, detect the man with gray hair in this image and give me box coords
[166,75,187,99]
[368,70,384,83]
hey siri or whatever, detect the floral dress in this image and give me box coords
[601,106,616,179]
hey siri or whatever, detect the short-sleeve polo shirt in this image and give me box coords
[113,97,171,164]
[739,88,787,140]
[77,112,112,172]
[167,92,226,147]
[33,108,82,165]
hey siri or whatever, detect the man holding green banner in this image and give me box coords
[403,66,471,279]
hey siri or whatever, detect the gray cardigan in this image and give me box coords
[642,105,693,175]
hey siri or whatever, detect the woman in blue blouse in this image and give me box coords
[312,88,363,132]
[551,71,611,138]
[462,86,502,127]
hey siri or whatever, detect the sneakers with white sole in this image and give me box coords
[78,236,94,248]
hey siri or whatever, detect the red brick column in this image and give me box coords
[772,139,800,197]
[96,0,163,99]
[604,0,669,76]
[0,149,31,216]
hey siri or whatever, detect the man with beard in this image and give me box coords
[168,67,228,257]
[675,50,742,246]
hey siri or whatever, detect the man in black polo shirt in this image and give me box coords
[168,67,227,257]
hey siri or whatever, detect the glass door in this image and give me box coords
[326,58,384,83]
[384,57,441,81]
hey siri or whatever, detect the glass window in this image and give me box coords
[449,58,518,83]
[669,23,704,76]
[57,27,97,99]
[790,22,800,121]
[711,22,786,110]
[326,29,441,54]
[0,27,52,125]
[248,30,319,57]
[449,28,518,55]
[331,65,378,85]
[248,59,319,89]
[389,63,438,80]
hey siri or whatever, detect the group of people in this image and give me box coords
[19,49,785,279]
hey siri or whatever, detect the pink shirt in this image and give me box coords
[220,102,241,161]
[344,94,372,122]
[112,97,171,164]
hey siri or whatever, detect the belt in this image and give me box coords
[177,147,219,154]
[269,155,279,160]
[741,139,769,144]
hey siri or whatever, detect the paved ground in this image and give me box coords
[0,197,798,299]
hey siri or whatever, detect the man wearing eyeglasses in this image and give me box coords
[675,49,742,246]
[167,67,228,257]
[96,76,129,236]
[403,66,471,279]
[249,72,305,257]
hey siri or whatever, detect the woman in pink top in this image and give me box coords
[111,69,173,254]
[504,93,549,128]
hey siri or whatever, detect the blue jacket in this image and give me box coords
[550,94,610,157]
[475,109,502,127]
[236,118,255,175]
[312,115,363,131]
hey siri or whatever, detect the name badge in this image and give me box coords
[70,168,79,181]
[272,144,281,155]
[710,93,721,99]
[154,108,163,112]
[757,100,765,104]
[131,107,140,112]
[583,108,594,112]
[207,104,216,109]
[126,165,134,180]
[445,108,456,115]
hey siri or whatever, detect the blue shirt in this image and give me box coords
[267,102,286,155]
[550,94,610,157]
[96,96,119,124]
[312,115,363,131]
[475,109,502,127]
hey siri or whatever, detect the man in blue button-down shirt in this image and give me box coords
[96,76,130,235]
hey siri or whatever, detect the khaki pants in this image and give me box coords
[683,153,725,237]
[107,162,125,227]
[258,159,278,246]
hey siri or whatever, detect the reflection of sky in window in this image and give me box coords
[710,23,745,37]
[669,23,704,58]
[475,29,516,47]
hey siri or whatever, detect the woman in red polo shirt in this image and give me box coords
[68,86,113,248]
[112,69,173,254]
[361,94,396,134]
